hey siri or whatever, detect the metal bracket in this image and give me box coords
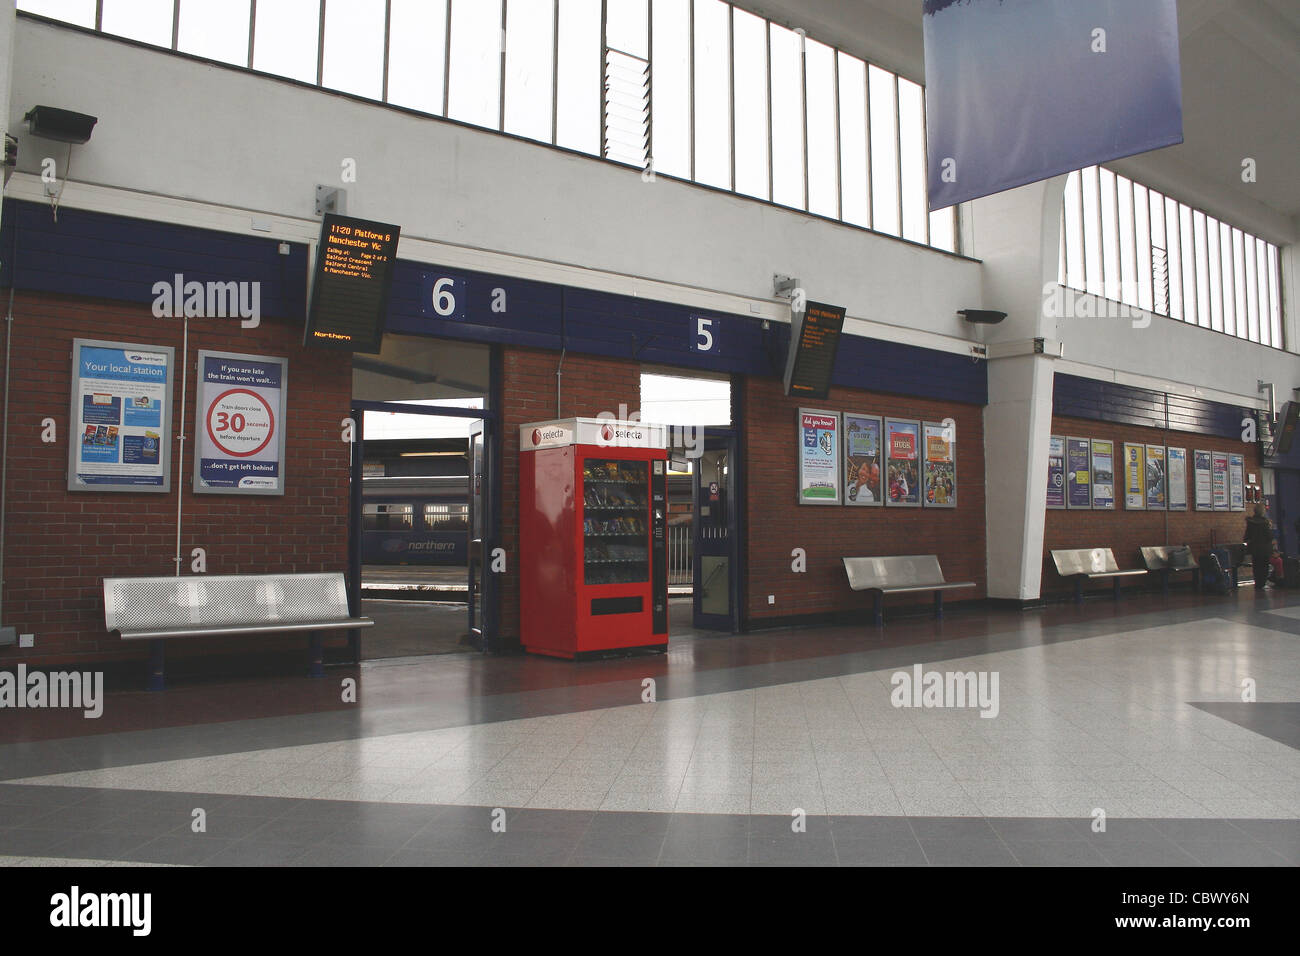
[773,274,800,299]
[315,185,346,217]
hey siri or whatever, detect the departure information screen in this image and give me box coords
[783,301,845,400]
[304,214,400,353]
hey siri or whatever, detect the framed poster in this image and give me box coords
[68,339,174,493]
[1123,443,1145,510]
[1166,447,1188,510]
[922,421,956,508]
[1046,435,1066,509]
[1065,437,1091,509]
[1193,450,1213,511]
[1211,452,1230,510]
[1090,439,1115,510]
[1227,453,1245,511]
[798,408,840,505]
[193,351,289,495]
[843,413,883,507]
[884,419,922,507]
[1144,445,1166,510]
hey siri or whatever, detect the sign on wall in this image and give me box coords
[1166,447,1187,510]
[1228,453,1245,511]
[798,409,841,505]
[1211,452,1230,511]
[67,339,174,493]
[1193,450,1213,511]
[1123,443,1145,510]
[843,413,883,507]
[1145,445,1166,510]
[1090,439,1114,510]
[1066,437,1091,509]
[1046,435,1066,509]
[193,351,289,495]
[783,302,845,400]
[884,419,922,507]
[922,421,957,508]
[305,213,400,353]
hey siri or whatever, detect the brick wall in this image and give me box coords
[0,291,352,667]
[1042,413,1262,597]
[498,346,642,645]
[742,376,987,624]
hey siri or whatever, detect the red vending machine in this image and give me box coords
[519,418,669,658]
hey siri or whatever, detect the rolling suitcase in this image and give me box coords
[1199,552,1230,595]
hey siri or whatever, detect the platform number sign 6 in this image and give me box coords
[421,273,468,321]
[692,315,718,353]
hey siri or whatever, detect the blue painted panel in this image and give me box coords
[1054,373,1251,440]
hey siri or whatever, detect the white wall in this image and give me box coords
[7,19,982,350]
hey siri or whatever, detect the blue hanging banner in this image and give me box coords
[922,0,1183,210]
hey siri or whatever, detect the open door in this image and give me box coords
[692,430,740,631]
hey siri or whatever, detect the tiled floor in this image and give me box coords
[2,589,1298,866]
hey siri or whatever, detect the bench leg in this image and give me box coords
[933,590,944,620]
[308,632,325,678]
[1192,569,1200,593]
[1113,577,1122,601]
[1074,578,1083,605]
[147,640,165,692]
[1161,568,1170,596]
[872,592,884,628]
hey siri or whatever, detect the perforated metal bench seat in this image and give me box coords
[1140,545,1202,594]
[103,573,372,690]
[842,555,976,626]
[1050,548,1147,603]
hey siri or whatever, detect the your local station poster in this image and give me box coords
[194,351,288,495]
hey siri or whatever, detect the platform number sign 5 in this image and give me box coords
[692,315,718,354]
[421,273,468,321]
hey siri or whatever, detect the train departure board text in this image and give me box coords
[783,301,845,400]
[304,214,401,353]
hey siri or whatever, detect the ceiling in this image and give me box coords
[738,0,1300,244]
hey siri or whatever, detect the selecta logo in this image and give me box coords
[532,429,542,445]
[601,424,614,441]
[533,427,567,446]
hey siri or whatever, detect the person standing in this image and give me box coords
[1244,503,1274,590]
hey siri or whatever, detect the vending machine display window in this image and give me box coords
[583,459,649,585]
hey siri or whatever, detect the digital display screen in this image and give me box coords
[304,214,400,353]
[783,301,845,400]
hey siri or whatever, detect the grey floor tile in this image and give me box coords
[833,836,928,866]
[573,830,666,861]
[48,830,157,860]
[294,843,400,867]
[1093,839,1200,867]
[200,841,312,866]
[919,838,1019,866]
[1175,840,1290,867]
[659,831,749,864]
[1003,840,1108,866]
[748,836,838,866]
[907,817,999,841]
[122,834,235,866]
[985,817,1093,841]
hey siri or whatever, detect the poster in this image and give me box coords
[1123,443,1145,510]
[1145,445,1166,510]
[1090,439,1114,510]
[884,419,922,507]
[1066,437,1091,509]
[922,421,956,508]
[1211,452,1230,510]
[843,413,883,507]
[798,409,840,505]
[1193,451,1213,511]
[67,339,174,492]
[1046,435,1065,509]
[194,351,288,495]
[1228,453,1244,511]
[1167,447,1187,510]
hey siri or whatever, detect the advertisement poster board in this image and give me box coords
[1046,435,1066,509]
[798,409,840,505]
[1066,437,1091,509]
[884,419,922,507]
[1123,442,1146,510]
[1145,445,1166,510]
[193,351,289,495]
[1228,453,1245,511]
[1166,447,1187,510]
[1193,451,1213,511]
[1090,439,1115,510]
[922,421,956,508]
[67,339,174,493]
[1211,452,1230,510]
[843,413,883,507]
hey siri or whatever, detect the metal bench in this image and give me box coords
[842,555,976,626]
[1050,548,1147,604]
[103,573,372,690]
[1139,545,1201,594]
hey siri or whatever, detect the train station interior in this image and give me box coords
[0,0,1297,880]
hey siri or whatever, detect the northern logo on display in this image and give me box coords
[890,664,1000,718]
[0,665,103,719]
[49,887,151,936]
